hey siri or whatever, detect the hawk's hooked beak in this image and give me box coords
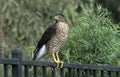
[54,16,59,20]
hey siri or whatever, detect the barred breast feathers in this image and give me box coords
[47,22,69,52]
[56,22,69,38]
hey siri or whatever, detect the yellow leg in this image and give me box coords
[52,53,59,68]
[56,52,64,68]
[56,52,60,61]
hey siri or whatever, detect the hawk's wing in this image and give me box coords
[33,24,56,60]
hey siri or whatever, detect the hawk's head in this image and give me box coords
[54,14,66,22]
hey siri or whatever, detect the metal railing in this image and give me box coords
[0,50,120,77]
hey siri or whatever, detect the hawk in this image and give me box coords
[32,14,69,68]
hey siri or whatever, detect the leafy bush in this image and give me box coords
[61,6,120,66]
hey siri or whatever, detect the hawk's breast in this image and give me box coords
[47,22,69,53]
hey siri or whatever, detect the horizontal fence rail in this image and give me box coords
[0,50,120,77]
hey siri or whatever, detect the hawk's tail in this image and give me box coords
[33,45,47,61]
[29,45,47,72]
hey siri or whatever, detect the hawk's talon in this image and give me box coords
[54,60,60,68]
[54,61,64,68]
[54,60,63,68]
[52,53,64,68]
[59,61,64,68]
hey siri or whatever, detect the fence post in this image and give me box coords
[12,50,22,77]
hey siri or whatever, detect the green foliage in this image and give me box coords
[61,5,120,66]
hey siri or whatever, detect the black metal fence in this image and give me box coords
[0,50,120,77]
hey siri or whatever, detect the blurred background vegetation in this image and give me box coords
[0,0,120,65]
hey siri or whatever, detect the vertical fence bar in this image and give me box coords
[4,64,8,77]
[24,65,29,77]
[68,68,72,77]
[85,69,89,77]
[34,66,38,77]
[108,71,111,77]
[116,72,119,77]
[60,68,64,77]
[12,51,22,77]
[51,67,55,77]
[77,69,80,77]
[42,66,46,77]
[101,70,104,77]
[93,70,97,77]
